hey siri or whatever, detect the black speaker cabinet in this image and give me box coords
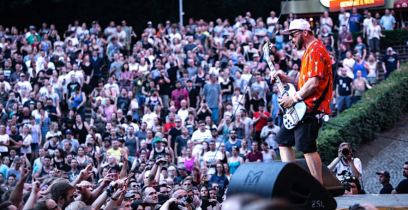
[227,162,337,210]
[295,159,344,197]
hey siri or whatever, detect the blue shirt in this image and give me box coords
[353,61,368,78]
[349,13,362,33]
[380,15,396,30]
[203,83,221,108]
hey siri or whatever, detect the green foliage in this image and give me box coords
[381,30,408,48]
[317,63,408,164]
[350,30,408,50]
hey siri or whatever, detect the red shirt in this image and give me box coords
[163,122,175,134]
[171,88,189,109]
[298,39,333,114]
[253,111,271,132]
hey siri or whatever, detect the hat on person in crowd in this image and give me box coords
[376,171,390,178]
[153,137,167,145]
[29,25,36,30]
[160,138,168,145]
[177,164,186,171]
[267,117,274,122]
[65,129,73,135]
[282,19,311,35]
[387,47,395,54]
[147,21,152,25]
[168,165,177,172]
[253,53,260,58]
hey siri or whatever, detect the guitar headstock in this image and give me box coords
[262,42,270,60]
[262,42,276,72]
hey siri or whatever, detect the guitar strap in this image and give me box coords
[310,80,330,115]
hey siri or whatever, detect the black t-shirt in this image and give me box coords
[67,82,81,99]
[197,109,211,121]
[250,98,263,112]
[45,105,58,122]
[220,78,234,95]
[81,62,93,77]
[117,96,130,113]
[395,178,408,194]
[175,135,189,156]
[167,66,179,88]
[157,76,171,96]
[383,54,399,72]
[336,76,353,96]
[379,182,393,194]
[187,87,199,108]
[10,133,23,155]
[168,127,182,150]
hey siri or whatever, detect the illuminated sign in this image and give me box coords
[329,0,385,11]
[320,0,330,7]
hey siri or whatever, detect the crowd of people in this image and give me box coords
[0,6,405,210]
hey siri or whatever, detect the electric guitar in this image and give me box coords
[262,42,307,130]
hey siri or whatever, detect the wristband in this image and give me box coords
[295,92,304,101]
[291,95,298,103]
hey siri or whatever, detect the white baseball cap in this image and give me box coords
[282,19,311,35]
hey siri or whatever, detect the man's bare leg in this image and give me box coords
[279,146,296,162]
[304,152,323,184]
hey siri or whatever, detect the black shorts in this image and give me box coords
[275,114,321,153]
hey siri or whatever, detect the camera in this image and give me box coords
[341,148,350,156]
[338,170,355,191]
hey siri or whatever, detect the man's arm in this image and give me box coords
[382,62,387,74]
[23,181,40,210]
[9,167,29,208]
[297,77,319,100]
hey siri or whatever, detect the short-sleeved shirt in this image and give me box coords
[246,151,263,162]
[395,179,408,194]
[203,83,221,109]
[380,183,393,194]
[253,111,271,132]
[298,39,333,114]
[380,15,396,31]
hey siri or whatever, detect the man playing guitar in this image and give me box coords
[273,19,333,184]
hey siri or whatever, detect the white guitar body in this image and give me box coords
[279,83,307,130]
[263,43,307,130]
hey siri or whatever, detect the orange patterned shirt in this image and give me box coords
[298,39,333,114]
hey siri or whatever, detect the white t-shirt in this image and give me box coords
[0,134,9,153]
[203,150,223,164]
[16,81,33,95]
[142,112,158,129]
[366,61,377,78]
[21,134,33,154]
[368,25,382,40]
[191,129,212,156]
[333,158,363,181]
[363,17,373,33]
[342,58,356,78]
[177,108,189,123]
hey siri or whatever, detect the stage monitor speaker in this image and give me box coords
[227,162,337,210]
[295,159,344,197]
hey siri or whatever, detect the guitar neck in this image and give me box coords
[265,55,286,95]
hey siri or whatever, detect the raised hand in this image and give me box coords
[79,164,93,180]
